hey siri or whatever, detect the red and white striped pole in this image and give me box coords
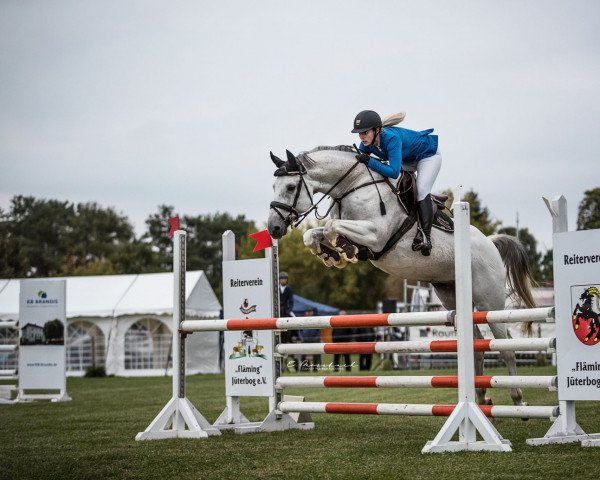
[274,338,555,355]
[276,375,557,390]
[279,401,558,419]
[179,307,553,333]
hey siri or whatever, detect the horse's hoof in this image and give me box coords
[333,258,348,269]
[319,255,334,267]
[342,253,358,264]
[332,236,359,263]
[321,244,341,260]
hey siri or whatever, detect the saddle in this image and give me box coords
[354,170,453,261]
[395,170,454,233]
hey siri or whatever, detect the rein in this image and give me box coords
[270,158,365,228]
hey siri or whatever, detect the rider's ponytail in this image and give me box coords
[382,112,406,128]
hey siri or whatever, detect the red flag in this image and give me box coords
[249,230,273,252]
[168,216,181,237]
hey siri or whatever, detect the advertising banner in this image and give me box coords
[18,279,68,399]
[554,229,600,401]
[222,258,274,397]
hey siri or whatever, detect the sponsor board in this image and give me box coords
[18,279,68,395]
[223,258,274,396]
[554,229,600,400]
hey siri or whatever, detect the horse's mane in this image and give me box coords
[298,145,356,168]
[307,145,355,154]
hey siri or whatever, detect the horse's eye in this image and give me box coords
[286,184,296,193]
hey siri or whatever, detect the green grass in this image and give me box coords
[0,365,598,480]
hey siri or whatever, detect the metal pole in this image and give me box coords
[270,239,281,412]
[173,230,186,399]
[221,230,237,422]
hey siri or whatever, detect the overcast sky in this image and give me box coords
[1,1,598,251]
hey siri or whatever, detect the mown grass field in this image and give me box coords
[0,365,598,480]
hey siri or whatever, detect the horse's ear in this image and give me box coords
[286,150,297,170]
[270,151,285,168]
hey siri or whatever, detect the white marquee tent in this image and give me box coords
[0,272,222,377]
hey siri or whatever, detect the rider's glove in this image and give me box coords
[355,153,370,165]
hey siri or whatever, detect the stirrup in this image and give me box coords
[412,229,432,255]
[412,229,425,251]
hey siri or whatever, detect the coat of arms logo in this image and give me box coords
[571,286,600,346]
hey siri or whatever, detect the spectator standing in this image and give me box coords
[332,310,353,372]
[278,271,294,317]
[299,307,321,371]
[355,326,376,371]
[278,271,297,371]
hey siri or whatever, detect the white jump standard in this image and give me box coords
[0,321,19,402]
[136,231,221,440]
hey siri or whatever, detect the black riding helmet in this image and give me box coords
[351,110,382,133]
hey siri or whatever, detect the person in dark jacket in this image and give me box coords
[299,307,321,371]
[354,326,376,371]
[332,310,353,372]
[278,271,294,317]
[278,271,298,371]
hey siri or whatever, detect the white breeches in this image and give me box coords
[403,151,442,201]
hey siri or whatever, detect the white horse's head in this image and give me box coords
[267,146,371,238]
[267,150,315,239]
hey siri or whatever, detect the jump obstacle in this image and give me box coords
[0,321,18,403]
[136,197,600,451]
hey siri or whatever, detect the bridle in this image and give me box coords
[269,152,383,229]
[269,168,315,228]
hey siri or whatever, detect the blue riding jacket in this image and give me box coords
[358,126,438,179]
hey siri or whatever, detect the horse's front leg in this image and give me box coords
[323,219,385,263]
[303,228,348,269]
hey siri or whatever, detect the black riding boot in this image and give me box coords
[412,194,433,256]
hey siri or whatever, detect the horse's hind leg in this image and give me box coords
[489,323,525,407]
[435,283,493,405]
[473,326,492,405]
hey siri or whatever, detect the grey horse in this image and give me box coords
[267,147,536,407]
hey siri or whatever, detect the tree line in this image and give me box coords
[1,188,598,308]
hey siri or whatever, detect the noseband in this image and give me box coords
[269,170,314,228]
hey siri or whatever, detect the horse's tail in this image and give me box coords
[489,234,537,336]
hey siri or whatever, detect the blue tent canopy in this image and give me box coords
[291,294,339,317]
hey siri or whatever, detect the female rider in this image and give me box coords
[352,110,441,256]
